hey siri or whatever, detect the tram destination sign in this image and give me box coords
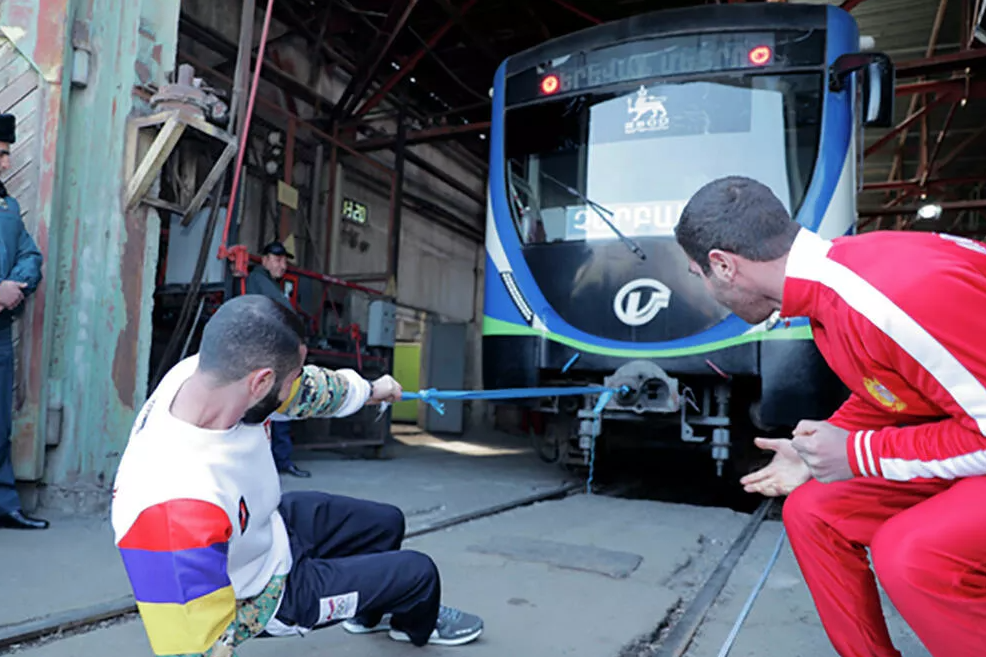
[507,31,798,105]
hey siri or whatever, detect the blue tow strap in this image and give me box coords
[397,384,624,495]
[401,385,623,416]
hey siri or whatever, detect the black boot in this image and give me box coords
[279,463,311,478]
[0,509,49,530]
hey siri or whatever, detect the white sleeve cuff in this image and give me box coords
[334,369,372,417]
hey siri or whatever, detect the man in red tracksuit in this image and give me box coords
[674,176,986,657]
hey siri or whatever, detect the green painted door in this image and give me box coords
[392,343,421,422]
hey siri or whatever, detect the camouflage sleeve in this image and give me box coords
[274,365,372,420]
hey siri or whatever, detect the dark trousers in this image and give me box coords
[273,491,441,646]
[270,421,294,469]
[0,336,19,515]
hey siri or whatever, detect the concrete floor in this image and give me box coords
[0,426,571,630]
[7,493,749,657]
[2,426,932,657]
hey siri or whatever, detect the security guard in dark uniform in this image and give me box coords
[0,114,47,530]
[245,241,311,478]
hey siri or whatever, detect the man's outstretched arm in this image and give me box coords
[274,365,402,420]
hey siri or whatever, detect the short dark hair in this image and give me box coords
[198,295,305,385]
[675,176,801,274]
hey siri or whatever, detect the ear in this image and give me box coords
[248,368,276,398]
[707,249,737,280]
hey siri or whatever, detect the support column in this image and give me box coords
[41,0,179,511]
[390,104,407,287]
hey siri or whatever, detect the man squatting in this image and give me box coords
[676,175,986,657]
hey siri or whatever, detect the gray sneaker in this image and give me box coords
[342,613,392,634]
[389,605,484,646]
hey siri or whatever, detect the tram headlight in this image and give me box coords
[500,272,535,324]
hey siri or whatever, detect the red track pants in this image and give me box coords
[783,476,986,657]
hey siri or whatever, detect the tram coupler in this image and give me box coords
[602,360,680,414]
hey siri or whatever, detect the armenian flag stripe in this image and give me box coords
[137,587,238,655]
[118,498,233,552]
[119,543,231,604]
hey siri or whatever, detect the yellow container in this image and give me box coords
[392,342,421,422]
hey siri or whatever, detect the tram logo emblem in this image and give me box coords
[625,87,669,135]
[614,278,671,326]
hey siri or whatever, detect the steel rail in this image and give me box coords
[652,497,777,657]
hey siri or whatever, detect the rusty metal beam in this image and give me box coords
[347,100,490,127]
[895,48,986,78]
[920,102,958,187]
[178,14,340,119]
[929,124,986,174]
[353,121,490,151]
[881,0,950,210]
[429,0,500,64]
[862,176,986,192]
[331,0,420,121]
[863,97,945,158]
[858,199,986,217]
[895,76,986,99]
[275,0,356,74]
[177,51,397,178]
[354,0,480,118]
[548,0,603,24]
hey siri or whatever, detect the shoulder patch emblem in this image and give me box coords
[863,377,907,412]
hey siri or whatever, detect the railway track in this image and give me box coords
[651,497,778,657]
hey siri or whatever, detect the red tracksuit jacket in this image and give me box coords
[780,228,986,482]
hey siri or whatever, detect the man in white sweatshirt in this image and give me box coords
[111,294,483,657]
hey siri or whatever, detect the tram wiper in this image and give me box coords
[538,170,646,261]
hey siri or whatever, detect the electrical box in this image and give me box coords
[164,208,226,286]
[367,300,396,347]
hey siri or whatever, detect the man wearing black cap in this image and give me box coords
[0,114,47,530]
[245,240,310,478]
[246,241,294,311]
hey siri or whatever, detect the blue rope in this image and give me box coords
[401,384,623,496]
[401,385,621,416]
[586,389,616,494]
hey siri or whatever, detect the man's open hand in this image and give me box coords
[368,375,403,405]
[790,420,853,483]
[740,437,811,497]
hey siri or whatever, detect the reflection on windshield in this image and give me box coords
[515,165,646,259]
[505,74,822,246]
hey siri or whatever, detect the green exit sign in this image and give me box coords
[342,198,368,225]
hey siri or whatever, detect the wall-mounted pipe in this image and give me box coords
[219,0,276,257]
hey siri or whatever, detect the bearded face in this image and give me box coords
[242,376,285,425]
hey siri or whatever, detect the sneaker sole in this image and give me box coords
[342,621,391,634]
[389,627,483,647]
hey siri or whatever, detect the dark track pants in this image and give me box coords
[0,337,19,515]
[272,491,441,646]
